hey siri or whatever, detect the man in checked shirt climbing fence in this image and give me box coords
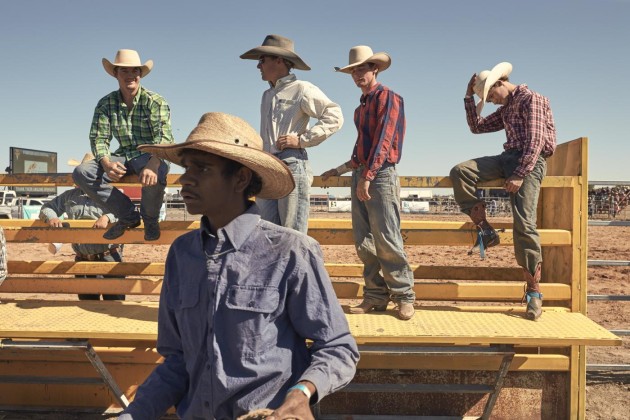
[449,62,557,321]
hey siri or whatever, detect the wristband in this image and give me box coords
[288,383,312,400]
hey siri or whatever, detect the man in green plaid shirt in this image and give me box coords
[73,49,174,241]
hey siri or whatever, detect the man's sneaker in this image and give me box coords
[103,215,141,240]
[144,222,161,241]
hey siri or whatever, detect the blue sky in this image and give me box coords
[1,0,629,194]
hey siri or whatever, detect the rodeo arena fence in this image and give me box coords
[586,181,630,373]
[0,138,627,418]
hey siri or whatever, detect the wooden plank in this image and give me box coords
[0,174,576,188]
[1,225,573,246]
[1,277,570,301]
[7,261,165,276]
[333,282,571,301]
[6,261,525,280]
[358,353,570,372]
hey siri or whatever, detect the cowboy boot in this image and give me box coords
[469,202,500,249]
[349,300,388,314]
[522,264,543,321]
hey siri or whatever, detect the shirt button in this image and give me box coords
[248,301,255,307]
[204,401,210,408]
[206,364,211,370]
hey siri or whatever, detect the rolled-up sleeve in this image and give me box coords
[299,84,344,148]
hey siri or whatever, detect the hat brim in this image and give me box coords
[240,46,311,71]
[138,141,295,200]
[477,62,513,115]
[102,58,154,78]
[334,52,391,74]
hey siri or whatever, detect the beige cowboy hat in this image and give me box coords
[67,153,95,167]
[240,34,311,71]
[335,45,391,74]
[473,61,513,115]
[138,112,295,200]
[102,49,153,78]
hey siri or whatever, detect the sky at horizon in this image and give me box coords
[1,0,629,197]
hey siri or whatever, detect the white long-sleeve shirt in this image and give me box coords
[260,74,343,154]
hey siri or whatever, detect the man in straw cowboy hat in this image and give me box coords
[73,49,174,242]
[240,34,343,234]
[449,62,556,321]
[322,46,416,321]
[119,113,358,420]
[40,153,125,301]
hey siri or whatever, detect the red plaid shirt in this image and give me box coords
[350,84,405,181]
[465,84,556,178]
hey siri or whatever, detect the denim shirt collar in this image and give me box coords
[199,203,261,252]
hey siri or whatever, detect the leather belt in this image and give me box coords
[76,246,120,261]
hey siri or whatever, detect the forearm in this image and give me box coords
[299,103,344,148]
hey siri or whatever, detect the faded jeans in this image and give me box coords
[73,153,168,225]
[351,165,416,304]
[257,148,312,234]
[450,150,547,274]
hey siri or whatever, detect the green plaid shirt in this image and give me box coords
[89,86,174,161]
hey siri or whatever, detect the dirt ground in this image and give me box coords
[2,210,628,419]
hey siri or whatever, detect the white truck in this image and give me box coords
[0,191,51,219]
[0,190,17,219]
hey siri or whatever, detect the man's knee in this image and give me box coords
[449,163,465,181]
[72,165,87,184]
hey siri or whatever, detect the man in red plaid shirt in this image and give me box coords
[450,62,556,321]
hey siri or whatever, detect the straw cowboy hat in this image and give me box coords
[335,45,391,74]
[102,49,153,78]
[240,34,311,71]
[473,61,513,115]
[67,153,95,167]
[138,112,295,199]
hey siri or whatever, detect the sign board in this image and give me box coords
[9,147,58,196]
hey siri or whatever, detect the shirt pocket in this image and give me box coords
[224,285,280,358]
[273,98,297,122]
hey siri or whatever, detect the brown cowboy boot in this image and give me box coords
[522,264,543,321]
[469,202,500,249]
[349,300,388,314]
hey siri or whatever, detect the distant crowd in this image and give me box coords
[588,186,630,218]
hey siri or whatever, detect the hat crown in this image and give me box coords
[473,70,492,97]
[348,46,375,66]
[112,49,143,67]
[186,113,263,151]
[261,34,295,53]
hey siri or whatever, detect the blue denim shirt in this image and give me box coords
[124,204,359,419]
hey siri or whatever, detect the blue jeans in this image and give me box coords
[72,153,168,225]
[351,165,415,304]
[257,149,312,234]
[450,150,547,274]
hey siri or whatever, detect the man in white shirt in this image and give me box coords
[240,34,343,234]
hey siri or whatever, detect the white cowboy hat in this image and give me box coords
[138,113,295,200]
[240,34,311,71]
[102,49,153,78]
[473,62,513,115]
[335,45,391,74]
